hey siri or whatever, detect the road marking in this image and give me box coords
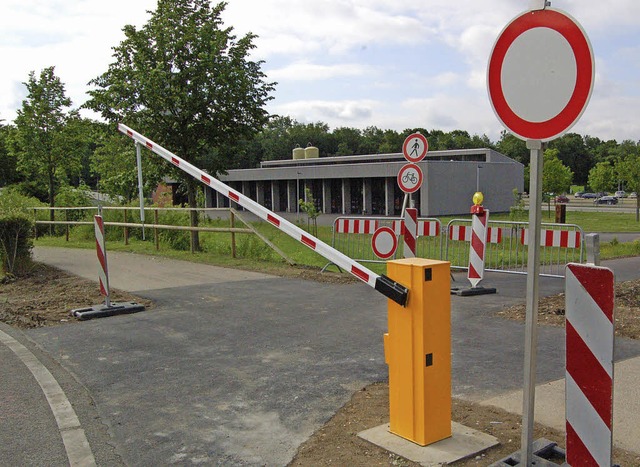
[0,329,96,466]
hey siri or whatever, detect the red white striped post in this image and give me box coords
[94,214,111,307]
[468,193,488,288]
[403,208,417,258]
[565,263,614,467]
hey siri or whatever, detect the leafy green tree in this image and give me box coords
[85,0,275,250]
[0,124,18,187]
[616,152,640,221]
[542,148,573,194]
[587,162,616,193]
[548,133,593,185]
[11,67,82,228]
[497,131,528,165]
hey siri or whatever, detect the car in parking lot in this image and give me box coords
[594,196,618,205]
[555,195,570,203]
[630,192,638,199]
[615,191,627,198]
[574,191,585,198]
[581,192,598,199]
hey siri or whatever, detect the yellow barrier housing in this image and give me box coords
[383,258,452,446]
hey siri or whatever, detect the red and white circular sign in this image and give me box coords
[397,163,423,194]
[402,133,429,163]
[372,226,398,259]
[487,8,594,142]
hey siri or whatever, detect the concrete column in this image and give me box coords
[216,191,226,208]
[242,181,251,200]
[204,186,214,208]
[322,179,332,214]
[385,178,395,216]
[256,181,265,206]
[342,179,352,214]
[287,180,297,213]
[271,181,281,212]
[363,178,373,215]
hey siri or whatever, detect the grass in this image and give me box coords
[33,207,640,276]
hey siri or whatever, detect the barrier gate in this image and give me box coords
[446,219,584,278]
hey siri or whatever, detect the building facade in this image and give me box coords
[206,148,524,217]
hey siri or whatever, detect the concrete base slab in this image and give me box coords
[358,422,499,466]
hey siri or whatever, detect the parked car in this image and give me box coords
[630,192,638,199]
[614,191,627,198]
[581,192,598,198]
[555,195,570,203]
[594,196,618,205]
[574,191,585,198]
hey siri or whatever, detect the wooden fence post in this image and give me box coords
[230,209,237,258]
[124,209,129,245]
[154,209,159,250]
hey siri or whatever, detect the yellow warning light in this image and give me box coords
[473,192,484,206]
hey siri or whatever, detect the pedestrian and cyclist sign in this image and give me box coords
[487,8,594,142]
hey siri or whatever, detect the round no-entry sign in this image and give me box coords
[397,163,423,194]
[372,226,397,259]
[487,8,594,142]
[403,133,429,163]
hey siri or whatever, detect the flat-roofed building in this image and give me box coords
[206,148,524,217]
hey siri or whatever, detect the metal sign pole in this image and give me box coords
[135,142,146,240]
[521,139,544,465]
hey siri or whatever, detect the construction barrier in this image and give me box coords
[403,208,418,258]
[330,216,443,264]
[445,220,584,278]
[94,215,111,306]
[565,263,614,466]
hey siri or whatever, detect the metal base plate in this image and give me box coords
[489,438,566,466]
[451,286,497,296]
[71,302,145,321]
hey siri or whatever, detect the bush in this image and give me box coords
[0,190,41,276]
[0,217,34,276]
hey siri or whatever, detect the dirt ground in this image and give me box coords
[1,262,639,465]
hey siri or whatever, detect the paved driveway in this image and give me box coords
[27,248,640,465]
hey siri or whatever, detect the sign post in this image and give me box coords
[487,4,594,465]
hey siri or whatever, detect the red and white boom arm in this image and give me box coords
[117,123,409,305]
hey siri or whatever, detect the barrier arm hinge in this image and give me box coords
[375,275,409,307]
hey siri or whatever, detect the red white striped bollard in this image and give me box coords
[468,192,488,288]
[565,263,614,467]
[403,208,417,258]
[94,215,111,307]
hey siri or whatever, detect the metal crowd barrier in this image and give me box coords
[329,216,443,264]
[445,219,584,278]
[327,216,584,278]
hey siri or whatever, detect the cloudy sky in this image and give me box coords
[1,0,639,143]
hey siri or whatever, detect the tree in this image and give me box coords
[0,124,18,187]
[542,148,573,194]
[587,162,616,193]
[11,67,81,229]
[616,153,640,221]
[85,0,275,250]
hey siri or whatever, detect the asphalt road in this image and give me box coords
[14,248,640,465]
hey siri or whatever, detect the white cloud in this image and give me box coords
[273,99,377,123]
[268,62,373,82]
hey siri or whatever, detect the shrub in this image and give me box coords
[0,190,41,276]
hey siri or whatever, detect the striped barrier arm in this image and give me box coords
[117,123,408,306]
